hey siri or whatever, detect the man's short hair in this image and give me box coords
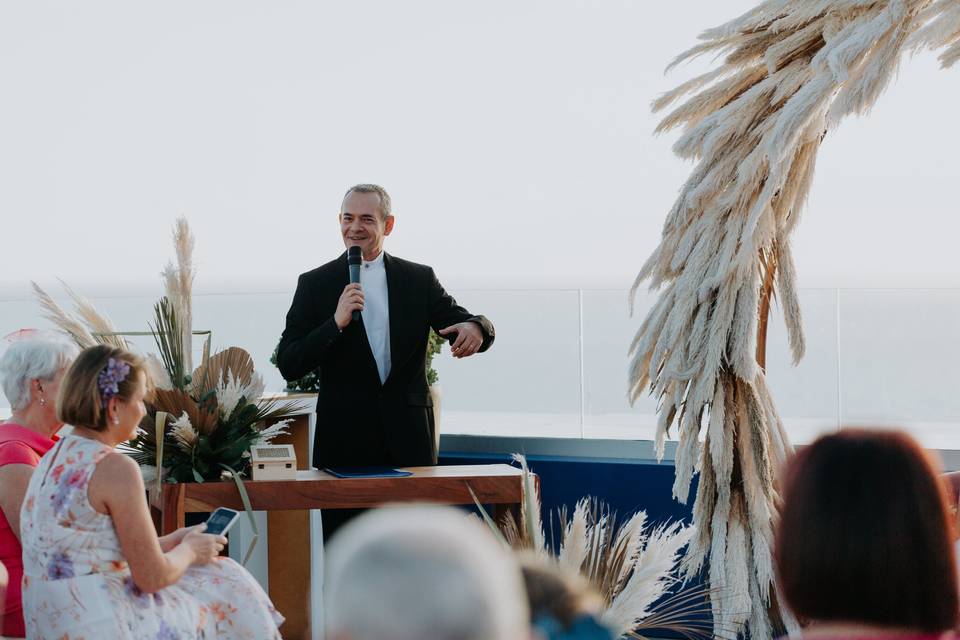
[342,184,391,220]
[325,505,529,640]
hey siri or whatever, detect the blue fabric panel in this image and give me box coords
[440,452,696,530]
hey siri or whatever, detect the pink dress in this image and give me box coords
[0,422,57,638]
[20,434,284,639]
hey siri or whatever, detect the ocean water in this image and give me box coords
[2,283,960,449]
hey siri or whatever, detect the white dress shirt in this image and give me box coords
[359,250,391,384]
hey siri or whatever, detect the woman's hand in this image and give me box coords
[159,523,205,552]
[181,524,227,566]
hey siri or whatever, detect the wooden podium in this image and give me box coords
[153,403,528,639]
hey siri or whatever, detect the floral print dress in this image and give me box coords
[19,435,284,639]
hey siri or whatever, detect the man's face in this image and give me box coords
[339,191,394,260]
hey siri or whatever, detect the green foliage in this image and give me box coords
[426,329,444,386]
[270,344,320,392]
[151,297,187,389]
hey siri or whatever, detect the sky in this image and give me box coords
[1,0,959,295]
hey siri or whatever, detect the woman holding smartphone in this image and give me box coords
[19,345,283,639]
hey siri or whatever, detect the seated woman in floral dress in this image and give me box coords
[19,345,284,639]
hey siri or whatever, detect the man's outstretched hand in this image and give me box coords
[438,322,484,358]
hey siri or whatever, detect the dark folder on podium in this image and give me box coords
[323,466,413,479]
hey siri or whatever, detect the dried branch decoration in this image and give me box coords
[910,0,960,66]
[629,1,936,636]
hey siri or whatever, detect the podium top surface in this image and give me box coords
[311,463,523,481]
[163,463,529,514]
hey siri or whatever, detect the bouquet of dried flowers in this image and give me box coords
[33,218,303,483]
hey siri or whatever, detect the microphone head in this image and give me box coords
[347,246,363,265]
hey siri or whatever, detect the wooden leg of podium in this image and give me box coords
[266,412,314,639]
[268,510,312,640]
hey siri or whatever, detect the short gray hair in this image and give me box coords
[325,505,529,640]
[0,337,78,411]
[341,184,392,220]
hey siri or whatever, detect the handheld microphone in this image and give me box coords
[347,246,363,323]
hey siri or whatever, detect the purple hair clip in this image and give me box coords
[98,357,131,407]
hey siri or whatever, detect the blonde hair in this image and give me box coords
[57,345,152,431]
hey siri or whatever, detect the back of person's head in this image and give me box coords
[776,428,959,632]
[57,344,150,430]
[325,505,529,640]
[518,554,601,629]
[0,336,77,411]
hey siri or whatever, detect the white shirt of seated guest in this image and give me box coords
[358,250,391,384]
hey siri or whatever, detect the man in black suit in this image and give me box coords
[276,184,494,534]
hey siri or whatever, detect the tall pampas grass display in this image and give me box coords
[32,281,107,349]
[161,218,196,373]
[910,0,960,66]
[632,1,932,636]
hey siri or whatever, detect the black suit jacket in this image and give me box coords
[277,252,494,469]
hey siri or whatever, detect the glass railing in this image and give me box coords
[3,286,959,449]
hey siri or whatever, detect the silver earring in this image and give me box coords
[39,397,46,406]
[113,417,120,425]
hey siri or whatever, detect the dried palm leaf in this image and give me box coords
[627,585,728,640]
[191,346,255,398]
[152,388,218,435]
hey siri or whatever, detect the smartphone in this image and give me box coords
[204,507,240,536]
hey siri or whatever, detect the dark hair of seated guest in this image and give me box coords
[518,554,614,640]
[776,429,959,634]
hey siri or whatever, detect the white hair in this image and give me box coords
[325,505,529,640]
[0,337,78,411]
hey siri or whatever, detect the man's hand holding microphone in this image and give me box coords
[335,246,365,330]
[334,284,364,330]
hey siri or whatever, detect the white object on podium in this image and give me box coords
[250,444,298,481]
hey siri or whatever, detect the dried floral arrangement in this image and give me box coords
[632,0,960,637]
[475,456,716,640]
[33,218,303,484]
